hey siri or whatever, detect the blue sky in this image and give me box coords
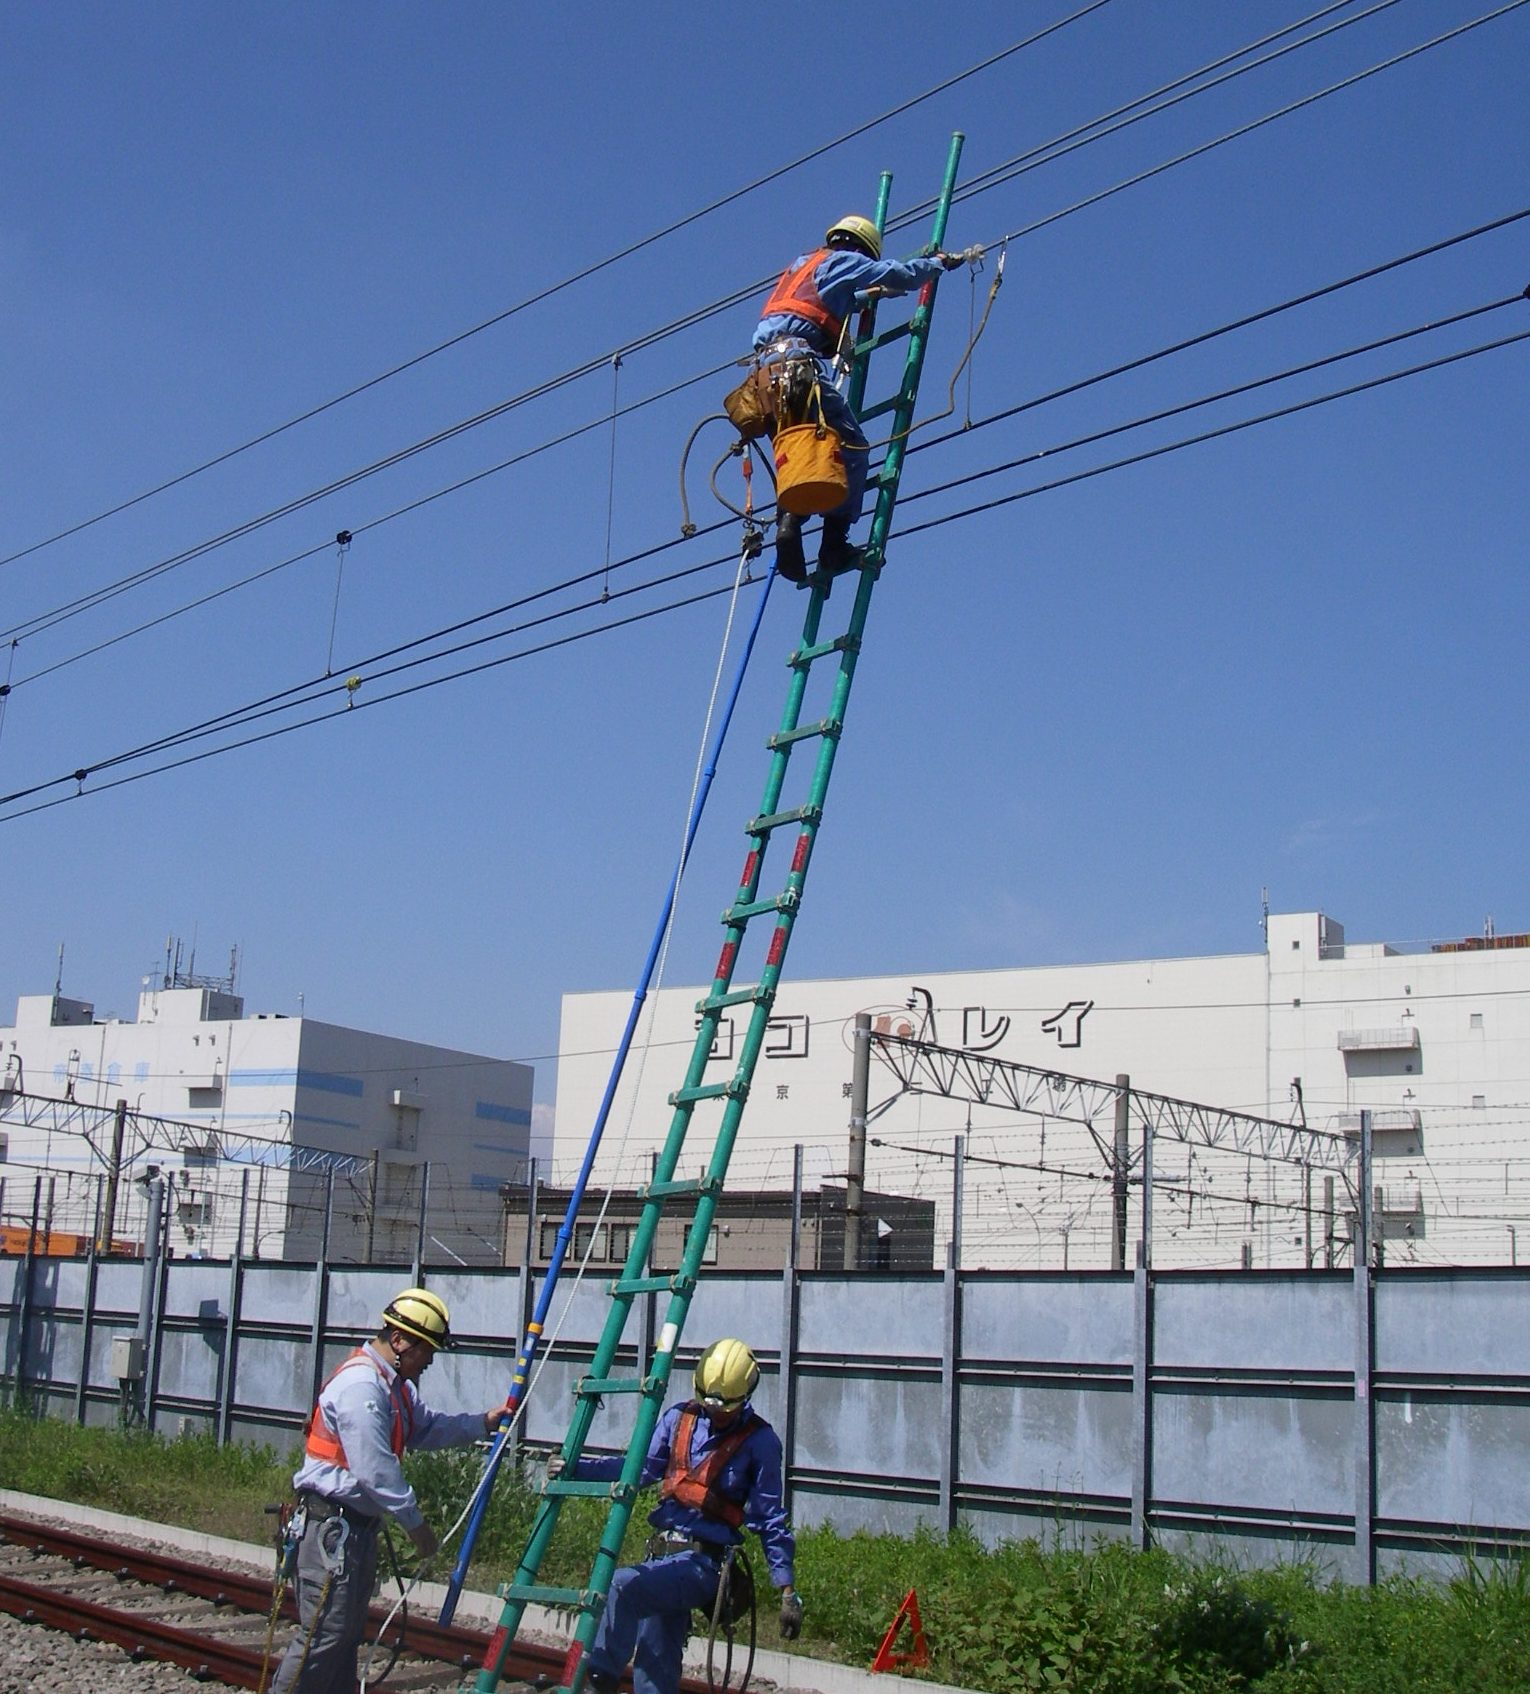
[3,1,1527,1121]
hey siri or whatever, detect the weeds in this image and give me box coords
[1,1412,1528,1690]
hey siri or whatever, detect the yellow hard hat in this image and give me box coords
[825,215,881,260]
[383,1287,451,1349]
[694,1337,760,1405]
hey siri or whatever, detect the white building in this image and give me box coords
[0,980,533,1264]
[553,911,1530,1270]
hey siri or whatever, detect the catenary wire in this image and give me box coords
[891,323,1530,542]
[898,293,1527,511]
[13,199,1527,694]
[10,358,735,688]
[3,293,1512,802]
[2,319,1524,824]
[963,0,1530,248]
[882,0,1407,237]
[0,0,1467,648]
[0,2,1116,575]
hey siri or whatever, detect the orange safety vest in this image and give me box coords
[760,250,842,345]
[304,1347,415,1468]
[658,1403,761,1529]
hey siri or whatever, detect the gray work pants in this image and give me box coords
[268,1509,381,1694]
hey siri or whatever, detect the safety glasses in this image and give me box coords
[699,1393,744,1413]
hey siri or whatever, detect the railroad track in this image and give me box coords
[0,1510,545,1690]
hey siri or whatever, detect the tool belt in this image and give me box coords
[646,1530,722,1563]
[298,1490,378,1532]
[723,351,818,443]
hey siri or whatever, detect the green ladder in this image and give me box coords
[475,131,965,1694]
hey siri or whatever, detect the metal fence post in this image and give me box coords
[74,1180,103,1425]
[146,1184,172,1433]
[1131,1107,1154,1549]
[306,1170,336,1418]
[133,1173,166,1427]
[10,1176,43,1405]
[778,1144,804,1512]
[1352,1109,1376,1584]
[217,1171,249,1446]
[939,1134,965,1531]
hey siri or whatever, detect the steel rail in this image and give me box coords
[0,1511,716,1692]
[0,1512,508,1679]
[0,1565,269,1686]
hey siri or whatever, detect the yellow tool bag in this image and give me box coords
[773,421,847,515]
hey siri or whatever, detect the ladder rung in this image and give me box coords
[668,1079,747,1105]
[768,718,842,750]
[611,1270,695,1296]
[640,1174,723,1199]
[790,633,860,668]
[859,392,908,422]
[499,1581,602,1610]
[856,320,913,354]
[575,1373,651,1396]
[747,803,821,835]
[724,890,797,924]
[695,986,770,1013]
[539,1478,634,1501]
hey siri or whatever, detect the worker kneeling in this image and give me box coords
[555,1338,801,1694]
[268,1288,510,1694]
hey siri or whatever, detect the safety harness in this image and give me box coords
[759,250,842,349]
[305,1347,416,1466]
[659,1403,762,1527]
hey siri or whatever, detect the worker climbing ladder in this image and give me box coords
[474,132,966,1694]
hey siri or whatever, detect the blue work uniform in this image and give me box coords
[753,247,946,528]
[575,1400,795,1694]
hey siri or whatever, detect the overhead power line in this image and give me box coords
[976,0,1530,249]
[0,1,1115,575]
[4,294,1510,804]
[0,0,1471,650]
[2,314,1522,825]
[884,0,1406,237]
[12,181,1528,690]
[12,207,1524,749]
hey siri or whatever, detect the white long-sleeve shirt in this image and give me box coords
[291,1342,484,1532]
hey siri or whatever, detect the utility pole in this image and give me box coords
[100,1098,127,1252]
[1111,1074,1130,1270]
[845,1013,871,1271]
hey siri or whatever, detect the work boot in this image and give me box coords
[774,511,807,584]
[817,518,865,576]
[586,1672,619,1694]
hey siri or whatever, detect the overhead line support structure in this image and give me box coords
[473,133,965,1694]
[869,1032,1356,1176]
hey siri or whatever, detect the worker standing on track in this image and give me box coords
[553,1337,801,1694]
[753,216,968,583]
[268,1288,507,1694]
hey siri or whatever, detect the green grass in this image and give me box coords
[1,1410,1526,1691]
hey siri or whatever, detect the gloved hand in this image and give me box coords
[778,1588,803,1640]
[544,1452,566,1487]
[407,1521,439,1560]
[483,1399,513,1436]
[941,245,986,269]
